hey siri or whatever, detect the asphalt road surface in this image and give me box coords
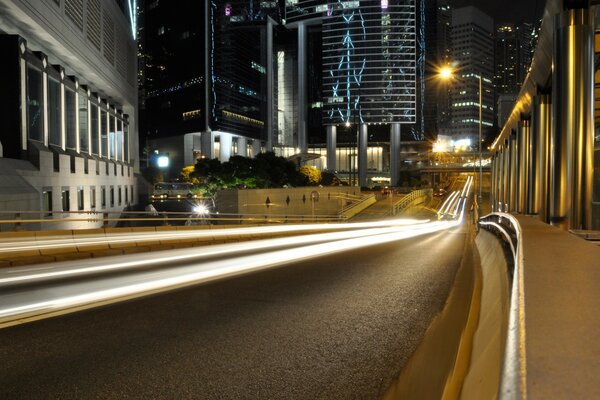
[0,225,467,399]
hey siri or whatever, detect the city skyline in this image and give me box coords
[453,0,543,23]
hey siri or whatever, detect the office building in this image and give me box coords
[140,0,282,174]
[423,0,452,139]
[450,6,494,144]
[0,0,139,230]
[494,22,534,126]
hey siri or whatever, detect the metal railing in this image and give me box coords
[391,189,432,216]
[478,213,527,400]
[338,194,376,219]
[0,210,344,231]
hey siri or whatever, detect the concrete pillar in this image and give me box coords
[533,93,552,221]
[551,7,594,229]
[251,140,261,157]
[266,18,274,152]
[219,133,232,162]
[358,123,368,187]
[236,136,247,157]
[326,125,337,171]
[390,123,401,188]
[297,22,308,153]
[201,131,214,159]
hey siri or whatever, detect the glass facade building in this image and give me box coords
[322,1,417,126]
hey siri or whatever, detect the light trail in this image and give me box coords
[0,219,463,329]
[0,223,431,287]
[0,178,474,329]
[0,218,429,254]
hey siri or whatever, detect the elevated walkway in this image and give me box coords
[515,215,600,398]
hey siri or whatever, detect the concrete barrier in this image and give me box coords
[382,226,482,399]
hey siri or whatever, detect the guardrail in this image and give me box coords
[0,210,344,231]
[391,189,432,216]
[338,194,377,220]
[478,213,526,400]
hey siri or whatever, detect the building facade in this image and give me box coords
[450,6,494,145]
[142,1,417,188]
[0,0,139,230]
[494,22,534,126]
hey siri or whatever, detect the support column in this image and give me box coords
[491,154,497,212]
[390,123,401,188]
[551,7,594,229]
[219,133,232,162]
[201,131,214,159]
[297,22,308,153]
[251,140,261,157]
[533,93,552,221]
[236,136,247,157]
[518,118,531,214]
[509,133,518,212]
[326,125,337,171]
[358,123,368,187]
[266,18,274,152]
[503,139,510,212]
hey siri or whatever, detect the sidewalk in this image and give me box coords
[515,215,600,398]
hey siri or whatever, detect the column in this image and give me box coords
[201,130,214,159]
[219,133,232,162]
[490,154,497,212]
[518,118,531,214]
[390,123,401,187]
[236,136,247,156]
[503,139,510,212]
[358,123,368,187]
[251,140,261,157]
[551,7,594,229]
[509,133,518,212]
[297,22,308,153]
[326,125,337,171]
[533,93,552,221]
[266,18,274,152]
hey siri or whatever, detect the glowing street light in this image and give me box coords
[438,64,483,207]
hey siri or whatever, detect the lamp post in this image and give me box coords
[439,66,483,206]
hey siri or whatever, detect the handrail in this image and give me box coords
[391,189,432,216]
[338,194,376,215]
[0,210,343,230]
[478,213,527,400]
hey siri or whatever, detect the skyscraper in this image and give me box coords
[450,6,494,143]
[423,0,452,139]
[140,1,282,172]
[494,22,534,126]
[0,0,139,229]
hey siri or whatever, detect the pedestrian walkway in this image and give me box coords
[515,215,600,398]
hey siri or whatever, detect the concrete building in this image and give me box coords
[0,0,139,230]
[450,6,494,145]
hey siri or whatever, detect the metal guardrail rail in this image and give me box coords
[478,213,527,400]
[338,194,376,219]
[0,210,343,230]
[391,189,432,216]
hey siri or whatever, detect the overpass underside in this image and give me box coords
[490,0,600,230]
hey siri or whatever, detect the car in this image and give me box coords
[433,188,447,197]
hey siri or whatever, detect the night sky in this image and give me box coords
[453,0,544,24]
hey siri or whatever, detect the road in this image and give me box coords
[0,223,468,399]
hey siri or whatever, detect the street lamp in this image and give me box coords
[438,65,483,206]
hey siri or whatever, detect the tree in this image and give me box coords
[299,166,322,186]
